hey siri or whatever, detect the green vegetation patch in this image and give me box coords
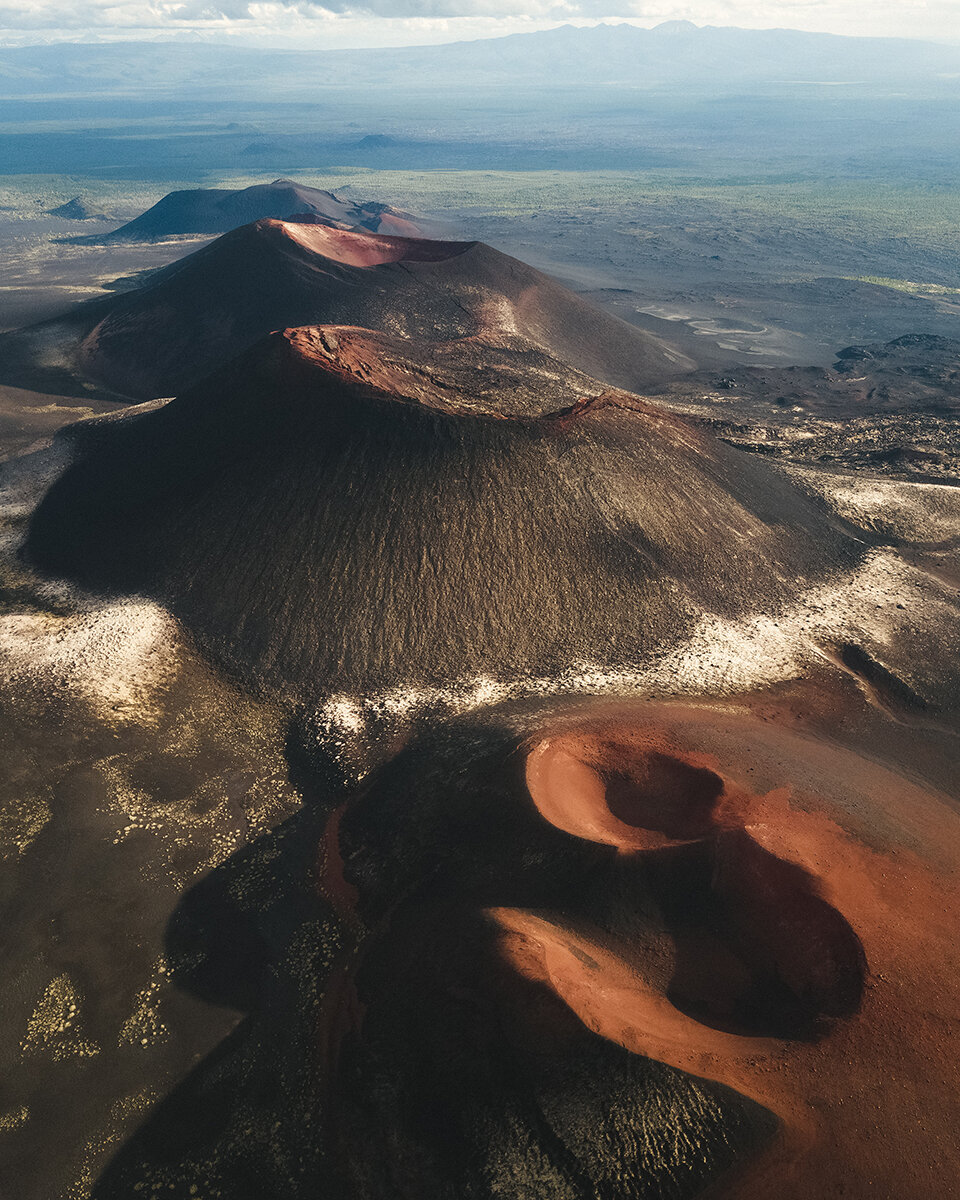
[846,276,960,298]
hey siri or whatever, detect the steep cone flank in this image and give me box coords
[78,179,431,243]
[31,218,690,401]
[47,195,111,221]
[26,325,862,702]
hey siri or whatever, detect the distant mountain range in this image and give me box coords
[0,22,957,99]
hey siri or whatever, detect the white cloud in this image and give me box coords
[0,0,957,46]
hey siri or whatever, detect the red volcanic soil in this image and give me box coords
[278,324,611,415]
[316,804,364,1082]
[274,220,475,267]
[507,711,960,1198]
[319,804,361,920]
[38,216,693,400]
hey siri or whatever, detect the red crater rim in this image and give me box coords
[270,219,478,268]
[525,729,747,850]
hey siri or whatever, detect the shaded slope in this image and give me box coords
[25,324,861,703]
[51,219,692,400]
[77,179,429,243]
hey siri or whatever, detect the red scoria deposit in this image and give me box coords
[502,708,960,1197]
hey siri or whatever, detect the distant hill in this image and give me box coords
[80,179,431,243]
[2,219,691,400]
[47,195,112,220]
[0,24,957,99]
[347,22,960,93]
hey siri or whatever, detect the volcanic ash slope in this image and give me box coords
[24,320,898,709]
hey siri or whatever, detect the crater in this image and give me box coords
[648,833,867,1038]
[525,728,867,1039]
[525,733,738,850]
[606,751,725,840]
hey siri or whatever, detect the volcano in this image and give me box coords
[76,179,429,243]
[47,195,112,221]
[324,694,960,1200]
[26,319,873,706]
[6,219,692,401]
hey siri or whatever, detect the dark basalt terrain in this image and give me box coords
[0,220,691,401]
[69,179,429,244]
[654,334,960,481]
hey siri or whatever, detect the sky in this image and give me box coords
[0,0,957,48]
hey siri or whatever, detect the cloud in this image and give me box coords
[0,0,956,44]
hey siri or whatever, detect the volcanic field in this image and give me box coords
[1,198,958,1200]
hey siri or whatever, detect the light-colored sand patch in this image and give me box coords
[118,960,171,1050]
[0,440,74,546]
[19,320,82,372]
[787,465,960,544]
[66,1089,159,1200]
[477,293,521,338]
[20,975,99,1062]
[94,753,250,887]
[0,1105,30,1132]
[634,303,805,361]
[0,791,52,859]
[0,599,180,723]
[0,438,183,724]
